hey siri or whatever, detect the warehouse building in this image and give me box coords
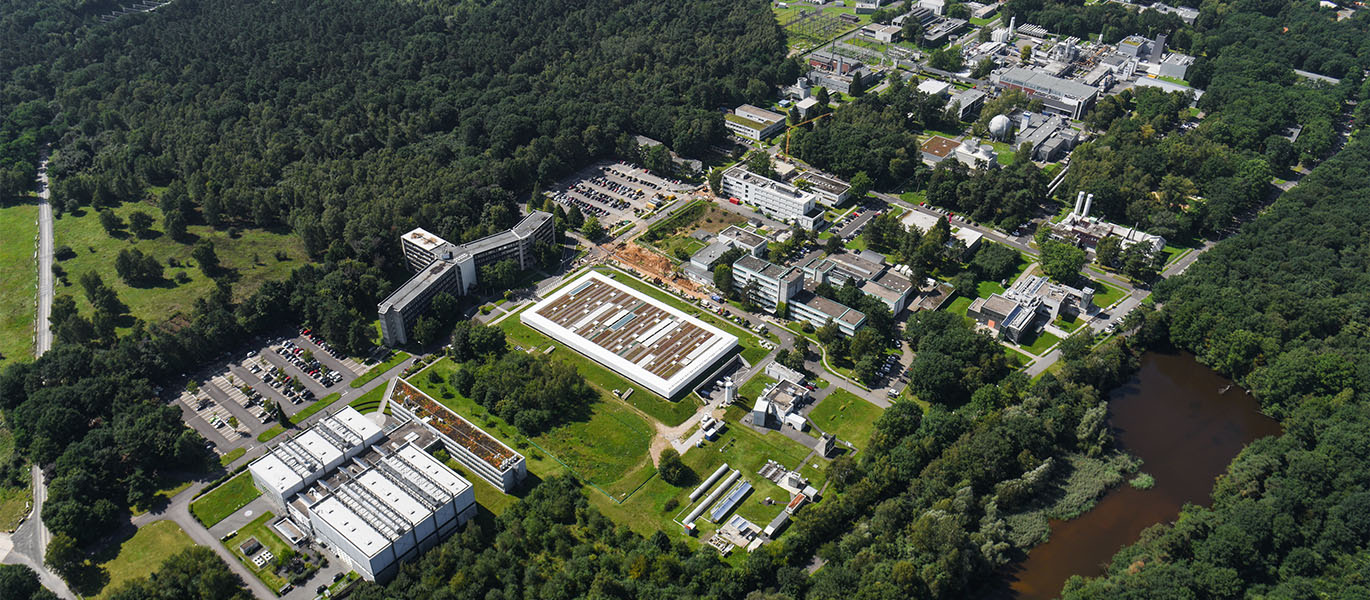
[380,211,554,346]
[522,271,738,398]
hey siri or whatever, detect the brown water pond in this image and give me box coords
[1000,352,1282,599]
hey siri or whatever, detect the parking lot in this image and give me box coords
[174,326,374,455]
[547,160,691,225]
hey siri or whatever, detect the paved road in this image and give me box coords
[0,158,75,600]
[34,159,53,356]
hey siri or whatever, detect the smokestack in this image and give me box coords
[1151,34,1166,63]
[1082,194,1094,219]
[1009,16,1015,33]
[1073,191,1085,216]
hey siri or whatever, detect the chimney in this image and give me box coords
[1082,194,1094,219]
[1151,34,1166,63]
[1073,191,1085,216]
[1009,16,1016,33]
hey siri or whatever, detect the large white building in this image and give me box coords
[385,378,527,492]
[522,271,738,398]
[721,166,821,229]
[248,408,477,582]
[725,105,787,141]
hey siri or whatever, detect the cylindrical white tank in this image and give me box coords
[689,463,731,501]
[685,470,739,526]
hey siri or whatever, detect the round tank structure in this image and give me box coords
[989,114,1013,140]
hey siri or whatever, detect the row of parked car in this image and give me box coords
[275,341,342,388]
[299,326,345,361]
[261,360,318,403]
[571,181,631,211]
[550,191,609,217]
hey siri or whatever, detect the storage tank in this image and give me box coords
[989,114,1013,140]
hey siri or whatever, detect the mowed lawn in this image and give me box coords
[0,202,38,365]
[190,472,261,527]
[410,359,656,493]
[807,388,884,448]
[91,520,198,599]
[53,201,304,333]
[0,424,30,531]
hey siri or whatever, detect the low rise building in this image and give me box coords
[249,408,477,582]
[721,165,822,229]
[725,104,787,141]
[751,380,811,429]
[859,23,902,43]
[793,171,852,206]
[1050,191,1166,253]
[917,79,953,97]
[992,66,1099,119]
[923,17,968,45]
[947,87,986,120]
[920,136,961,164]
[1157,53,1194,80]
[790,288,866,337]
[969,274,1093,342]
[953,139,999,168]
[795,96,821,119]
[861,269,916,313]
[386,379,528,491]
[1016,113,1078,162]
[719,226,770,256]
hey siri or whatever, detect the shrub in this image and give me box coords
[54,245,75,260]
[1129,472,1155,490]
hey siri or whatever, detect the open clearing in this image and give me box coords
[807,388,883,448]
[52,201,304,334]
[0,202,38,366]
[91,520,198,599]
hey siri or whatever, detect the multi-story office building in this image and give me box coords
[721,166,821,229]
[379,211,554,345]
[732,254,803,312]
[724,105,787,141]
[789,288,866,337]
[386,378,527,492]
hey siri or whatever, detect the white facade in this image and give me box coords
[721,166,820,229]
[731,255,803,312]
[521,272,739,398]
[249,407,384,509]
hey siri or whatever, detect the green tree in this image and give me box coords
[1094,235,1123,268]
[657,448,693,485]
[581,215,604,240]
[847,171,873,201]
[98,209,123,236]
[708,167,724,196]
[971,57,994,80]
[713,264,733,296]
[191,239,221,276]
[44,533,84,582]
[127,210,155,237]
[746,151,776,179]
[1038,239,1086,283]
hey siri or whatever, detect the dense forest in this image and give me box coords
[1061,128,1370,599]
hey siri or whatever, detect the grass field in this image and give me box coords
[807,389,883,448]
[223,511,291,592]
[410,359,656,496]
[91,520,198,599]
[347,383,389,414]
[1088,277,1127,310]
[190,472,261,527]
[1053,314,1084,333]
[0,202,38,366]
[738,374,777,402]
[588,408,825,540]
[218,447,246,467]
[256,392,342,442]
[350,350,410,388]
[52,202,305,335]
[946,295,973,316]
[1005,346,1032,368]
[0,425,30,531]
[1020,330,1062,356]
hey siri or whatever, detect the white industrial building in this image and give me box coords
[521,271,738,398]
[248,408,478,582]
[721,165,822,229]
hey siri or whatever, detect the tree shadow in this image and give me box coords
[134,229,164,241]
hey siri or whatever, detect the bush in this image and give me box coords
[663,498,680,512]
[1129,472,1155,490]
[657,448,693,486]
[54,245,75,260]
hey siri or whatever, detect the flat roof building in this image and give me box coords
[917,79,953,97]
[522,272,738,398]
[386,378,528,491]
[793,171,852,206]
[859,23,903,43]
[733,254,805,313]
[790,287,866,337]
[920,136,961,164]
[249,409,477,582]
[947,88,986,121]
[721,165,822,229]
[381,212,554,346]
[725,105,787,141]
[992,67,1099,119]
[969,274,1093,342]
